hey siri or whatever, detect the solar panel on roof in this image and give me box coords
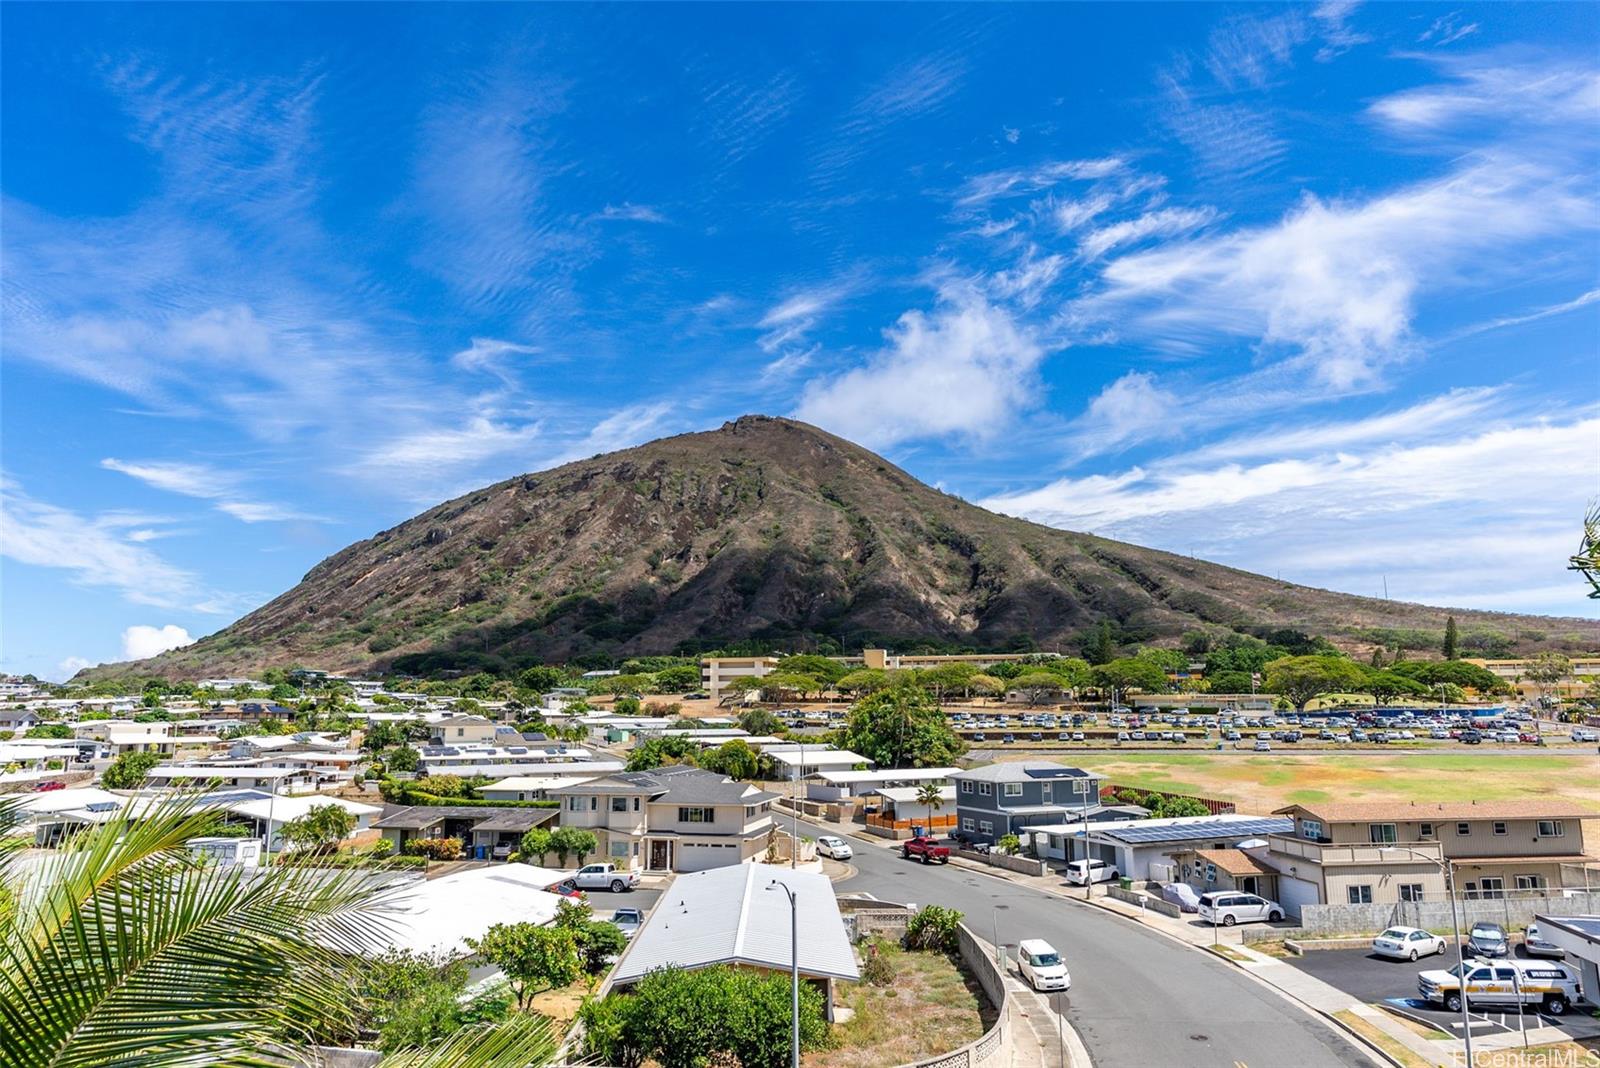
[1023,767,1087,779]
[1105,818,1292,843]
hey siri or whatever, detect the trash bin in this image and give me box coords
[1119,877,1132,890]
[475,845,487,861]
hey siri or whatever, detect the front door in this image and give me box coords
[1241,876,1259,895]
[648,839,672,871]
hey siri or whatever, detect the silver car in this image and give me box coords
[816,835,854,860]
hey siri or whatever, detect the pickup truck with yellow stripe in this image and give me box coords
[1418,959,1582,1015]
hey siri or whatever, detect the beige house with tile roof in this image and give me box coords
[1263,800,1600,912]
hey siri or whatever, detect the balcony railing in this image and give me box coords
[1267,835,1443,865]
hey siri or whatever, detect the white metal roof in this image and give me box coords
[814,767,959,785]
[479,774,601,792]
[764,748,872,767]
[612,862,858,984]
[874,785,958,804]
[364,864,571,956]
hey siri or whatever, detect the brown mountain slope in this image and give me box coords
[94,416,1600,679]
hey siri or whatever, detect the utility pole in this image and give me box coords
[768,880,800,1068]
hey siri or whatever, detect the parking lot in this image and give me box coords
[1283,944,1588,1038]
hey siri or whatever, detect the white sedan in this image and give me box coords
[1371,925,1448,961]
[816,835,854,860]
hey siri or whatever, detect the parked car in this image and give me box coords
[1017,938,1071,992]
[569,863,640,893]
[34,780,66,792]
[902,836,952,864]
[610,907,644,939]
[1572,728,1599,743]
[1253,740,1272,752]
[1467,922,1510,958]
[1161,882,1201,912]
[816,835,854,860]
[547,881,586,899]
[1371,926,1448,961]
[1523,922,1566,959]
[1063,859,1119,886]
[1197,891,1285,926]
[1418,959,1581,1015]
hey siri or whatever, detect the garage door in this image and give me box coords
[676,841,741,872]
[1276,876,1321,918]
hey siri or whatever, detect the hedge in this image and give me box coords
[378,779,559,809]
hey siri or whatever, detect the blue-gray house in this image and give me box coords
[950,761,1103,844]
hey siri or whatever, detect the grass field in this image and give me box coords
[1033,752,1600,812]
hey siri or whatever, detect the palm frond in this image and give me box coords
[378,1015,561,1068]
[0,792,396,1068]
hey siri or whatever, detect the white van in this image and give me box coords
[1018,938,1070,992]
[1417,959,1583,1015]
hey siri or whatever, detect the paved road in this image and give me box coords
[967,746,1599,760]
[811,821,1371,1068]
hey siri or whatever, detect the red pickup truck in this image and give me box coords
[901,836,952,864]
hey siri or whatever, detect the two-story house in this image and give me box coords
[1264,800,1599,914]
[546,765,779,873]
[950,762,1102,845]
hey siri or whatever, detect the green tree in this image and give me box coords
[517,666,566,693]
[550,826,597,866]
[387,745,421,773]
[736,708,783,736]
[1526,652,1573,699]
[553,899,628,974]
[1388,659,1505,693]
[519,827,553,866]
[1148,795,1210,819]
[839,686,965,769]
[1010,671,1065,706]
[775,654,848,687]
[626,734,700,771]
[652,665,703,692]
[1443,615,1459,660]
[699,739,760,780]
[100,750,163,789]
[1134,647,1187,674]
[915,781,945,815]
[601,674,654,696]
[1084,620,1117,665]
[752,672,822,700]
[1362,670,1430,704]
[1091,658,1171,698]
[278,803,358,854]
[468,923,581,1008]
[1262,655,1367,711]
[834,668,890,696]
[919,663,978,699]
[1205,669,1254,694]
[24,723,72,739]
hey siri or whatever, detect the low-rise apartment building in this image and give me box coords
[546,765,778,873]
[1265,800,1599,914]
[700,656,780,700]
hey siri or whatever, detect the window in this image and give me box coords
[979,820,994,836]
[1456,822,1471,836]
[1399,883,1425,902]
[1368,823,1397,845]
[590,797,598,811]
[1300,819,1324,841]
[1478,877,1505,899]
[1492,821,1508,836]
[1004,783,1024,798]
[1537,820,1564,838]
[1041,782,1052,799]
[609,841,629,858]
[1072,779,1090,795]
[1515,874,1546,890]
[678,807,715,823]
[979,782,993,797]
[961,817,975,832]
[612,797,628,812]
[633,797,640,811]
[960,780,974,795]
[1419,823,1435,839]
[1347,885,1374,904]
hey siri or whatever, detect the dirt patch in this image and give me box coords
[528,978,597,1026]
[807,942,995,1068]
[1331,1009,1433,1068]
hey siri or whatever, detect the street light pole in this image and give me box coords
[792,738,803,869]
[1385,846,1471,1068]
[767,879,800,1068]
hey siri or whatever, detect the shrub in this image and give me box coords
[860,940,898,986]
[997,833,1021,855]
[401,837,463,861]
[905,904,964,953]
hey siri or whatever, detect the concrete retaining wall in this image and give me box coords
[1106,885,1184,918]
[954,848,1049,877]
[1296,890,1600,936]
[896,924,1009,1068]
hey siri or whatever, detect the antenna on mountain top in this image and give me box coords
[1383,575,1389,600]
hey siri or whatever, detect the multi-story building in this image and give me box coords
[545,765,778,873]
[700,656,780,700]
[1463,657,1600,699]
[950,761,1102,844]
[1265,800,1599,913]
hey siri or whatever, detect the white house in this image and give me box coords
[761,745,873,781]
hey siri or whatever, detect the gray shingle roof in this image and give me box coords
[950,761,1094,783]
[611,863,858,985]
[547,766,777,806]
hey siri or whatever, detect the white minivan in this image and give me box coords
[1018,938,1070,992]
[1063,859,1119,886]
[1197,891,1285,926]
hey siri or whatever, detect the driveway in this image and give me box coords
[1282,945,1588,1038]
[803,817,1372,1068]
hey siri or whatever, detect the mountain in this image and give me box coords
[89,416,1599,680]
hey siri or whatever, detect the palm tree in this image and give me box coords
[916,782,945,825]
[0,794,557,1067]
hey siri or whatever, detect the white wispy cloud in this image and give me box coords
[981,412,1600,616]
[343,416,542,490]
[596,203,669,224]
[1419,12,1480,47]
[100,458,322,524]
[1203,11,1309,91]
[756,281,856,354]
[1078,206,1219,259]
[0,478,208,610]
[121,623,195,660]
[451,337,543,385]
[793,287,1043,448]
[956,158,1127,210]
[1370,57,1600,133]
[1072,157,1595,391]
[1312,1,1372,62]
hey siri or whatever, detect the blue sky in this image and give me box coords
[3,3,1597,679]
